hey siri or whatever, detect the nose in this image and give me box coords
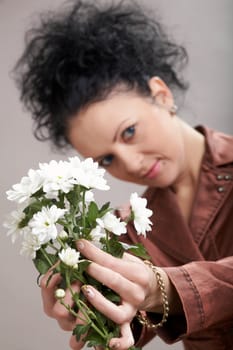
[116,147,143,174]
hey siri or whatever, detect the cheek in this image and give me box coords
[108,167,125,180]
[170,142,186,173]
[107,166,132,182]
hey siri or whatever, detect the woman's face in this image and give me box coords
[68,85,187,188]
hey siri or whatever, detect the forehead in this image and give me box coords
[67,90,148,155]
[72,87,149,126]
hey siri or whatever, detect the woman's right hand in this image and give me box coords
[40,270,87,349]
[40,269,135,350]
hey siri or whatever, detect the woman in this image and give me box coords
[14,0,233,349]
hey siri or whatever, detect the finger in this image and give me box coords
[40,272,62,317]
[54,281,81,331]
[109,322,135,350]
[69,333,85,350]
[77,239,147,283]
[122,251,144,264]
[81,285,136,324]
[69,309,89,350]
[86,262,145,305]
[116,203,131,220]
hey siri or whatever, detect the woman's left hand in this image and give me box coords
[76,239,168,349]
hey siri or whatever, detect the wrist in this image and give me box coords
[145,265,170,313]
[137,261,169,329]
[152,266,183,315]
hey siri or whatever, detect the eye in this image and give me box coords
[122,125,135,141]
[99,154,114,167]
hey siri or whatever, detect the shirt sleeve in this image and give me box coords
[164,257,233,333]
[134,256,233,346]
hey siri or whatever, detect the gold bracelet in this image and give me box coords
[137,260,169,329]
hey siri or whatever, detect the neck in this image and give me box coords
[171,119,205,194]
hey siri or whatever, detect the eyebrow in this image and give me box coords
[113,118,131,142]
[93,118,132,162]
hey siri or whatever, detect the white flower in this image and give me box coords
[69,157,110,191]
[55,288,66,299]
[3,209,26,243]
[96,212,127,236]
[130,192,153,237]
[90,225,106,248]
[20,229,41,259]
[6,168,43,204]
[59,247,80,267]
[39,160,74,199]
[29,205,67,245]
[58,230,68,240]
[85,190,95,202]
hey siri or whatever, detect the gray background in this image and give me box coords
[1,0,233,349]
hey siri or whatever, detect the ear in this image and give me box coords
[148,76,174,109]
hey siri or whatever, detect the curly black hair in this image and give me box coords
[14,0,188,149]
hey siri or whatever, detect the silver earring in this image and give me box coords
[170,104,177,115]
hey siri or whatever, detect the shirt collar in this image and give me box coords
[195,125,233,167]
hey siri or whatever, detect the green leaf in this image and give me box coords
[73,323,91,341]
[85,331,106,347]
[107,235,124,258]
[31,187,44,198]
[33,258,50,275]
[57,191,65,207]
[71,260,91,284]
[84,274,102,290]
[58,277,67,290]
[33,250,58,274]
[66,186,80,207]
[24,201,43,213]
[87,201,99,223]
[94,310,107,329]
[99,201,110,214]
[128,243,150,260]
[19,201,44,227]
[79,259,91,273]
[110,325,120,338]
[104,290,121,303]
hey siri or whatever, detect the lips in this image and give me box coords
[145,160,161,179]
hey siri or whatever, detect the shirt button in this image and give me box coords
[217,186,225,192]
[216,174,224,180]
[224,174,233,180]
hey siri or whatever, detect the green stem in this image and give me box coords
[89,320,107,340]
[40,247,54,267]
[60,299,107,340]
[57,236,66,250]
[64,269,108,341]
[81,190,86,230]
[59,300,87,324]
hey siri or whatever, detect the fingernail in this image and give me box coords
[77,240,84,250]
[81,285,95,298]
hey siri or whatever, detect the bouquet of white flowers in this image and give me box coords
[4,156,153,350]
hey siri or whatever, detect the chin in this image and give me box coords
[147,175,177,189]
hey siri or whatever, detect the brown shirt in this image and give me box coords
[124,126,233,350]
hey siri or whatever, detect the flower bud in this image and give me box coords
[55,288,66,299]
[58,230,68,240]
